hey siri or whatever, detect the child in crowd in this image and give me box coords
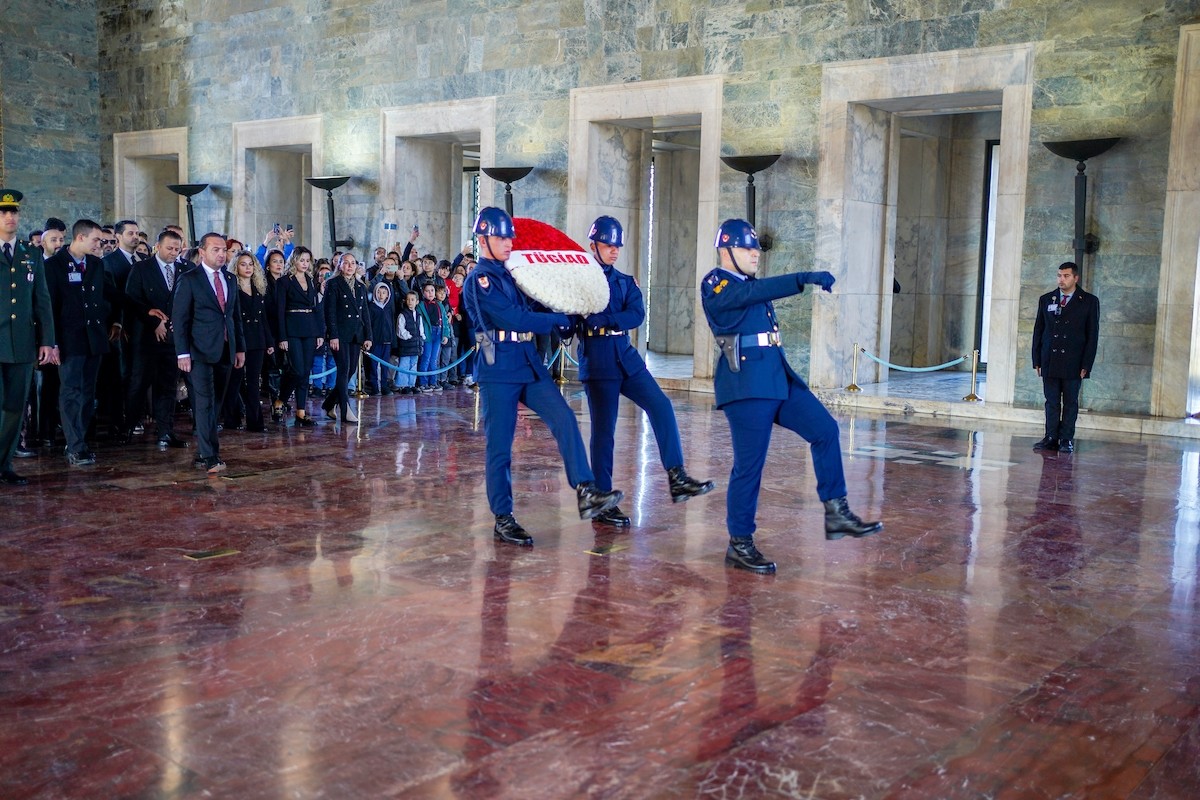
[367,282,395,395]
[310,262,336,396]
[395,290,424,395]
[417,283,444,391]
[435,284,456,388]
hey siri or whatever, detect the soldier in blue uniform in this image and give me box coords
[700,219,881,573]
[461,207,623,546]
[0,190,57,486]
[575,215,714,526]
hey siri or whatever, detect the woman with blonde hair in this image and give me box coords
[275,246,323,426]
[222,252,275,432]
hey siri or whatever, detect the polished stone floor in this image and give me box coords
[3,385,1200,798]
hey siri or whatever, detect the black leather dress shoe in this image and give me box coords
[593,506,631,527]
[668,466,715,503]
[576,482,623,520]
[157,435,188,449]
[0,469,28,486]
[1033,435,1059,451]
[824,496,883,540]
[1058,439,1074,453]
[14,445,37,458]
[725,539,776,573]
[494,514,533,546]
[192,455,206,468]
[294,415,316,427]
[66,450,97,466]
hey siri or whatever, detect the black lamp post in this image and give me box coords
[1042,138,1121,277]
[305,176,356,256]
[166,183,209,248]
[481,167,533,217]
[721,155,781,250]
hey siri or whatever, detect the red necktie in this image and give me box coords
[214,271,226,311]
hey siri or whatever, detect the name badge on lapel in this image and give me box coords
[68,271,83,284]
[1047,302,1058,314]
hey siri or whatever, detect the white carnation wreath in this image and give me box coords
[507,249,610,315]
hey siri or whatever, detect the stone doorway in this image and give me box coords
[814,44,1035,406]
[112,127,189,240]
[567,76,722,379]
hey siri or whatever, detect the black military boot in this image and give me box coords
[593,506,631,527]
[725,538,776,573]
[823,496,883,540]
[493,514,533,546]
[667,466,715,503]
[576,482,623,520]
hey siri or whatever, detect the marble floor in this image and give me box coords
[3,385,1200,798]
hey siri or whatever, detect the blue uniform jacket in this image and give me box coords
[575,265,646,382]
[461,257,569,384]
[700,267,809,408]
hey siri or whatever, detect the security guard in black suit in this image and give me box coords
[45,220,111,466]
[576,215,713,526]
[1031,261,1099,453]
[700,220,881,573]
[461,207,623,546]
[321,252,372,424]
[0,190,57,485]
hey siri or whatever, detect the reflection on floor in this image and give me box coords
[4,386,1200,798]
[645,350,695,381]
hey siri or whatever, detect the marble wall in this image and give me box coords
[1,0,101,229]
[3,1,1195,416]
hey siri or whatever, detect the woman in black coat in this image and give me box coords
[321,253,372,424]
[223,252,275,432]
[276,247,324,427]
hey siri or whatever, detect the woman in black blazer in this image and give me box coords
[276,247,324,427]
[222,253,275,432]
[321,252,372,424]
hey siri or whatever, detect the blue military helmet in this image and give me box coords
[713,219,760,250]
[588,215,624,247]
[473,206,515,238]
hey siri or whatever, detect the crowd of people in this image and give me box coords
[3,205,485,476]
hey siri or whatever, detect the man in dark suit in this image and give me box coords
[0,190,57,485]
[1031,261,1100,454]
[45,219,110,466]
[173,232,244,474]
[124,228,186,449]
[99,219,141,437]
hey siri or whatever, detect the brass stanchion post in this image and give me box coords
[554,344,568,385]
[963,350,982,402]
[846,343,862,393]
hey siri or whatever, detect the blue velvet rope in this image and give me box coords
[859,348,967,373]
[363,347,476,377]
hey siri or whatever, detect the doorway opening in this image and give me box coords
[888,111,1001,379]
[245,145,312,253]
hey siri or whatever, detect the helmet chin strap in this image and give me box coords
[725,248,753,279]
[483,236,502,263]
[591,242,613,269]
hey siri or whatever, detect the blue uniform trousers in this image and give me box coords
[722,380,846,538]
[480,374,593,516]
[584,369,684,492]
